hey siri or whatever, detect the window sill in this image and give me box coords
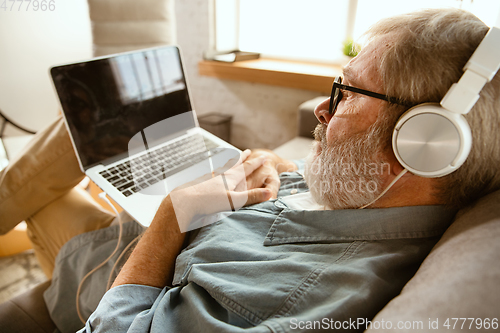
[198,58,343,93]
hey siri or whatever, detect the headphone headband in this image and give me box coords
[441,27,500,115]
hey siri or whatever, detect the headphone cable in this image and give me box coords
[358,169,408,209]
[76,192,123,324]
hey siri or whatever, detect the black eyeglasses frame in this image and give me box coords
[328,76,412,115]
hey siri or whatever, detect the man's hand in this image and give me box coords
[244,149,298,199]
[169,149,274,231]
[245,159,280,200]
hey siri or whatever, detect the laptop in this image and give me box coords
[50,45,240,227]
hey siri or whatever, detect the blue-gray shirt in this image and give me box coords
[45,172,456,333]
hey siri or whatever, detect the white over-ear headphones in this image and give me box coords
[392,27,500,178]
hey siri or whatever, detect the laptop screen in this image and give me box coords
[51,46,194,169]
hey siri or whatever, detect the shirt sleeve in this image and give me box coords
[77,284,166,333]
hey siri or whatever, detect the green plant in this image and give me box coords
[342,39,361,57]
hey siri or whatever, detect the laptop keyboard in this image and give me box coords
[98,135,219,197]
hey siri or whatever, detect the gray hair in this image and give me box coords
[364,8,500,208]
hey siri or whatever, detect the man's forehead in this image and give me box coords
[341,62,369,88]
[341,42,384,89]
[342,65,356,83]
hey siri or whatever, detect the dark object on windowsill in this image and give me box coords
[204,50,260,63]
[198,112,232,142]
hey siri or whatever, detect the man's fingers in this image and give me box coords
[240,149,252,161]
[230,188,272,208]
[245,159,280,196]
[243,155,267,177]
[226,149,251,170]
[245,188,272,206]
[263,175,280,199]
[212,149,255,178]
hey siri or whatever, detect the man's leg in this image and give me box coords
[26,186,115,278]
[0,115,85,233]
[0,116,115,278]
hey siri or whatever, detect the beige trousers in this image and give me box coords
[0,116,115,278]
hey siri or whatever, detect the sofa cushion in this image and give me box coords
[366,189,500,332]
[0,280,55,333]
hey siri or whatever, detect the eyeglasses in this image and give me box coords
[329,76,411,115]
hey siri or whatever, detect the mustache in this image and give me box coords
[313,124,326,142]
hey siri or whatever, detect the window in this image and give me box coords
[213,0,500,64]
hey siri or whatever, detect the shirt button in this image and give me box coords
[290,189,298,194]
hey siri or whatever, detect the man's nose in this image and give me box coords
[314,97,333,124]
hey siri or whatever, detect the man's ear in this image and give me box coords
[390,159,406,176]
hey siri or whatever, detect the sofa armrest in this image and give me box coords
[296,96,324,138]
[273,137,313,161]
[271,96,323,160]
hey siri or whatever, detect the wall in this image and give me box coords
[0,0,92,134]
[1,0,323,149]
[174,0,322,149]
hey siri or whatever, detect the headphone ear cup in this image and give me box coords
[392,103,472,178]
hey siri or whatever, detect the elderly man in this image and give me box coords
[1,7,499,333]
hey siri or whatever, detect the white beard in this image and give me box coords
[304,124,391,209]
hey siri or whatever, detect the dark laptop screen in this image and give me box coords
[50,46,193,169]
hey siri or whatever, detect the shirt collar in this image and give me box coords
[264,204,456,246]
